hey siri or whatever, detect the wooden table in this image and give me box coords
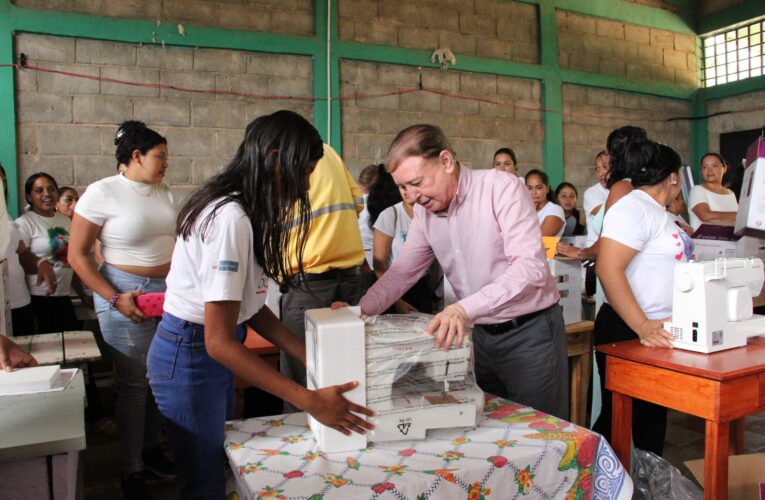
[596,337,765,500]
[565,320,594,427]
[13,331,101,365]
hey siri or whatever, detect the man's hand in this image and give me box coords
[426,303,468,350]
[330,301,350,310]
[305,381,375,435]
[0,336,38,371]
[36,260,57,295]
[636,318,674,348]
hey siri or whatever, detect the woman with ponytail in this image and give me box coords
[68,120,177,498]
[592,138,693,456]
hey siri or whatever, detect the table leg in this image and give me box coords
[730,418,745,454]
[704,420,730,500]
[611,392,633,470]
[570,354,583,426]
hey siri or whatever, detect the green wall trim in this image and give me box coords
[555,0,695,34]
[0,28,19,217]
[697,74,765,101]
[689,92,707,180]
[312,0,329,145]
[9,4,320,56]
[697,0,765,35]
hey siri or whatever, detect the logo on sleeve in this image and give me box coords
[216,260,239,272]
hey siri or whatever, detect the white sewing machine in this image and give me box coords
[305,308,484,453]
[664,258,765,353]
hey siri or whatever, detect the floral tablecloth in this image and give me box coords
[224,397,632,500]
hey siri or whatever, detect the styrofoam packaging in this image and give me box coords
[0,369,86,461]
[305,310,484,453]
[304,307,367,453]
[0,365,60,393]
[548,258,583,324]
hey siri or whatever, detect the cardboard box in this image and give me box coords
[735,152,765,238]
[692,224,739,261]
[685,453,765,500]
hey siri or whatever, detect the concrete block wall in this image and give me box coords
[340,61,543,177]
[562,84,691,198]
[556,10,697,87]
[337,0,540,64]
[14,33,313,205]
[13,0,314,36]
[706,89,765,153]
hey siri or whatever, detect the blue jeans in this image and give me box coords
[95,263,166,476]
[148,312,243,500]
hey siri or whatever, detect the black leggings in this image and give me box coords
[30,295,79,333]
[592,303,668,456]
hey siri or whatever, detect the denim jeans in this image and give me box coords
[147,312,243,500]
[95,263,166,476]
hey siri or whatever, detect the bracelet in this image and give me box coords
[577,247,584,259]
[108,293,120,309]
[36,257,49,268]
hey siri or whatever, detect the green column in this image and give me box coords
[539,0,564,187]
[0,0,19,216]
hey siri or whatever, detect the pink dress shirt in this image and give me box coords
[360,167,559,324]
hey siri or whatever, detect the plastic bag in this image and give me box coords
[631,448,702,500]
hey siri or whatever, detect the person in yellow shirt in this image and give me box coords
[279,144,366,410]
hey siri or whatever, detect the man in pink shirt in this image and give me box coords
[359,124,568,419]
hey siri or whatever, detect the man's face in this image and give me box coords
[391,151,458,213]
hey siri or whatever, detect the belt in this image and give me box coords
[291,266,362,284]
[478,304,555,335]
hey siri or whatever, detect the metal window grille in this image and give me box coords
[702,19,765,87]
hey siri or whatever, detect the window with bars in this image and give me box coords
[702,19,765,88]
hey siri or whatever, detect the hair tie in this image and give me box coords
[115,128,126,141]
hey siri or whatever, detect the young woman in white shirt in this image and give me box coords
[525,169,565,237]
[593,139,693,456]
[15,173,80,333]
[146,110,373,499]
[68,121,177,497]
[687,152,738,230]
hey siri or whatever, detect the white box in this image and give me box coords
[0,370,85,462]
[548,258,583,325]
[0,365,60,393]
[735,138,765,238]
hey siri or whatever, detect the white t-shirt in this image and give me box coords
[164,200,267,325]
[602,189,693,319]
[583,183,608,246]
[3,221,31,309]
[75,174,176,267]
[358,194,373,268]
[15,211,73,297]
[687,184,738,230]
[373,202,412,265]
[536,201,566,237]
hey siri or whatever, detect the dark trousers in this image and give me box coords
[473,305,569,420]
[11,303,37,335]
[30,295,79,333]
[593,303,667,455]
[279,272,363,411]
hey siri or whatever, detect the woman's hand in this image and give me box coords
[636,318,674,348]
[0,336,37,371]
[36,260,57,295]
[115,291,148,323]
[305,381,375,435]
[330,301,350,310]
[426,303,468,350]
[556,242,579,258]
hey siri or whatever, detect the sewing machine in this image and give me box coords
[305,308,484,453]
[664,258,765,353]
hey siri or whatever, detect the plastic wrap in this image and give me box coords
[631,448,702,500]
[363,314,484,420]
